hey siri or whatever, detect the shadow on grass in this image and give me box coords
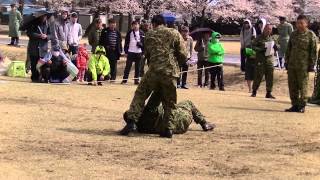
[218,106,284,113]
[256,99,291,105]
[57,128,119,136]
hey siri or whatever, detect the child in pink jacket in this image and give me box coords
[76,44,89,82]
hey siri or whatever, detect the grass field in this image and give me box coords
[1,40,320,179]
[0,64,319,179]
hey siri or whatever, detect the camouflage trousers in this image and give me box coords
[136,91,207,134]
[288,69,309,106]
[126,70,178,130]
[253,59,274,92]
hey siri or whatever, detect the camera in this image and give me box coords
[136,42,143,48]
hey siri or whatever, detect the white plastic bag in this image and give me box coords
[0,57,12,76]
[265,41,275,57]
[187,52,198,66]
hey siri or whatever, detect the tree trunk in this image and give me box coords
[128,13,133,30]
[119,13,124,32]
[200,7,206,27]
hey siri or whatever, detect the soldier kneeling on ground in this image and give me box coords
[120,92,215,137]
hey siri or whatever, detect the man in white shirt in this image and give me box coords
[122,21,145,85]
[67,12,82,57]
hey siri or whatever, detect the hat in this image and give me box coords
[71,12,78,18]
[279,16,286,21]
[10,3,16,8]
[181,26,189,32]
[61,7,69,13]
[52,45,61,52]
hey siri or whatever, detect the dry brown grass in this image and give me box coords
[0,64,319,179]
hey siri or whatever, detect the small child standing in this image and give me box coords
[76,44,89,82]
[208,32,225,91]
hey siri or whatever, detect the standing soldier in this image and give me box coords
[277,17,294,68]
[8,4,22,47]
[285,15,318,113]
[251,24,277,99]
[120,15,187,138]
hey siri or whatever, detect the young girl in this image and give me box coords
[76,44,89,82]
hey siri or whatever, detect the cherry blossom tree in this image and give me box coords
[293,0,320,20]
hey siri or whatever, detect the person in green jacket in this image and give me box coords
[8,4,22,46]
[87,46,110,86]
[208,32,225,91]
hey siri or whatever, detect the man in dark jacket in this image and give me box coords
[26,14,50,82]
[88,18,103,53]
[99,19,122,81]
[122,21,145,85]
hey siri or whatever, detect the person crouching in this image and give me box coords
[37,46,68,83]
[87,46,110,86]
[208,32,225,91]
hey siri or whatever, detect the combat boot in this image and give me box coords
[120,112,137,136]
[201,122,216,131]
[119,122,137,136]
[251,90,257,97]
[265,91,276,99]
[297,106,306,113]
[160,129,173,138]
[285,106,299,112]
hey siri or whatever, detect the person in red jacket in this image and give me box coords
[76,44,89,82]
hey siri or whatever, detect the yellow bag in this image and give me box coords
[7,61,26,78]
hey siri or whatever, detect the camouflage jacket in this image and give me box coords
[144,25,188,77]
[285,30,318,70]
[278,22,294,41]
[252,34,277,62]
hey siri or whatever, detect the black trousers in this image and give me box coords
[178,63,188,86]
[40,64,51,82]
[107,51,118,81]
[209,63,224,89]
[87,71,109,82]
[10,37,19,45]
[123,52,142,82]
[30,55,40,82]
[197,60,209,86]
[50,63,68,82]
[240,48,246,72]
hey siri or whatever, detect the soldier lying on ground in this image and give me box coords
[120,92,215,136]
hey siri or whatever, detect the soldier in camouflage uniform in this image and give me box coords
[285,15,318,113]
[120,15,188,138]
[123,92,215,135]
[251,24,277,99]
[277,17,294,68]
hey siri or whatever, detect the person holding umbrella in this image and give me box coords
[192,28,213,88]
[24,11,51,82]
